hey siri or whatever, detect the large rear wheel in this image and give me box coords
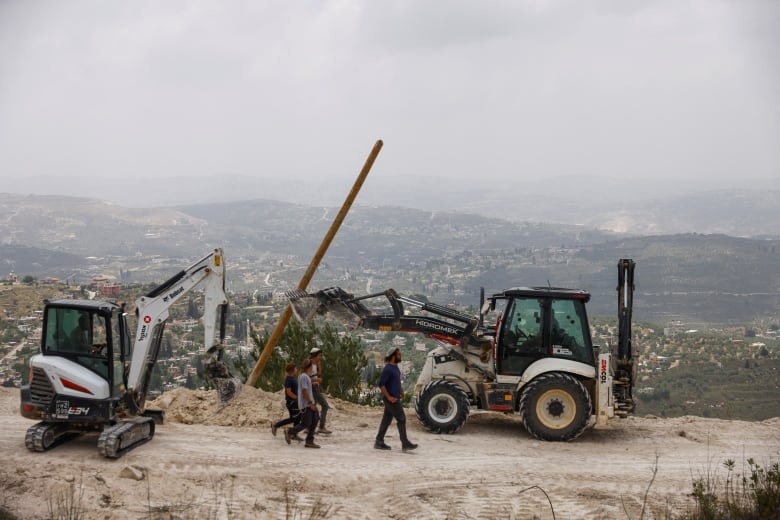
[519,372,591,442]
[415,380,470,434]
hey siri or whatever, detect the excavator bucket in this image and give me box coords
[204,357,243,408]
[286,288,364,330]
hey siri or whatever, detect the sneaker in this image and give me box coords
[305,442,321,449]
[318,428,332,435]
[271,424,278,437]
[402,442,418,452]
[374,442,391,451]
[284,429,292,445]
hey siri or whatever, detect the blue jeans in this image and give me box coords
[290,407,319,444]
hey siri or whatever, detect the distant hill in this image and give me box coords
[0,245,84,278]
[0,193,618,261]
[3,173,780,237]
[1,194,779,326]
[176,200,618,262]
[484,234,780,325]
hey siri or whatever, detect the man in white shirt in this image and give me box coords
[309,347,332,435]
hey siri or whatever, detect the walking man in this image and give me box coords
[285,359,321,448]
[309,347,331,434]
[271,363,302,439]
[374,347,418,452]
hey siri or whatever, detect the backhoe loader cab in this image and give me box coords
[490,288,593,377]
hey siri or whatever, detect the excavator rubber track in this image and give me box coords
[97,416,155,458]
[25,422,82,452]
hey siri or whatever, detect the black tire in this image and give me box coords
[415,380,470,434]
[518,372,591,442]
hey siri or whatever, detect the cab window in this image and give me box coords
[499,298,545,375]
[43,308,110,378]
[549,299,592,363]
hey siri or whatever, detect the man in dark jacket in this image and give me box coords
[271,363,302,439]
[374,347,418,451]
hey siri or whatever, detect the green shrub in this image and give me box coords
[683,458,780,519]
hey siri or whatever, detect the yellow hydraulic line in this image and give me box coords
[246,139,384,387]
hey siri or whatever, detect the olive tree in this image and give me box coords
[234,319,368,403]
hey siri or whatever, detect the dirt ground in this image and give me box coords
[1,386,778,520]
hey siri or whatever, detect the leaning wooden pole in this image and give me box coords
[246,139,383,387]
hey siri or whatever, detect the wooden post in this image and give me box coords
[246,140,383,387]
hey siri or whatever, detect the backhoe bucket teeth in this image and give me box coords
[287,289,325,322]
[286,289,363,330]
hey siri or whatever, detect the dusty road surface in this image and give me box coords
[1,386,778,519]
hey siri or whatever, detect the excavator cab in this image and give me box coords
[40,302,126,387]
[22,300,129,424]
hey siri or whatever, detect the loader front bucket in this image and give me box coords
[286,289,364,330]
[286,289,325,322]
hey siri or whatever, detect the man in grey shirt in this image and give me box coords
[285,359,321,448]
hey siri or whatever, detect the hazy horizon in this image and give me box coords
[2,171,779,212]
[1,0,778,199]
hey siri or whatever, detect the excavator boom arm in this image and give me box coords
[125,248,234,412]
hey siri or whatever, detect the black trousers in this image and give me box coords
[375,396,409,445]
[313,385,329,428]
[274,401,300,429]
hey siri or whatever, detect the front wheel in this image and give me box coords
[519,372,591,442]
[415,380,470,434]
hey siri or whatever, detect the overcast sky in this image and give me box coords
[0,0,778,192]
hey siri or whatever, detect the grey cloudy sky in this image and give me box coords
[0,0,778,190]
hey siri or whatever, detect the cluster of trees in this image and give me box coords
[635,356,780,420]
[228,319,378,405]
